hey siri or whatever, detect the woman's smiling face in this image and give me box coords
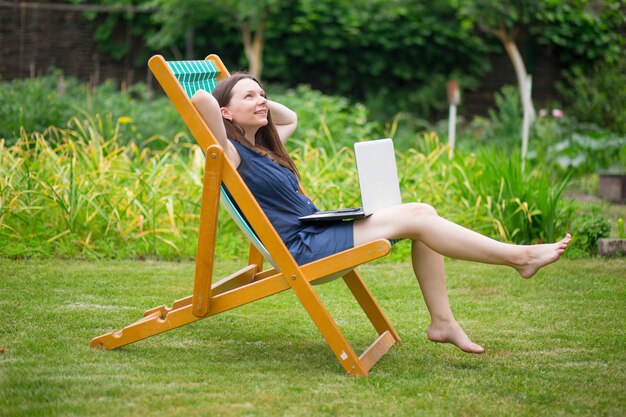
[221,78,269,138]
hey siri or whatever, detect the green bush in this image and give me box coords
[557,55,626,135]
[0,70,77,141]
[481,85,523,148]
[0,71,186,146]
[567,205,612,258]
[263,0,493,120]
[271,85,383,152]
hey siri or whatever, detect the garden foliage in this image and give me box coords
[82,0,626,120]
[424,83,626,175]
[1,74,620,261]
[0,115,574,261]
[557,55,626,135]
[0,72,185,146]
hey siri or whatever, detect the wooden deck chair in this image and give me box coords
[90,54,400,376]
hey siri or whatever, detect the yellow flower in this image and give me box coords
[118,116,133,124]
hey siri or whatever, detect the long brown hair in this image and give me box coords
[211,73,299,177]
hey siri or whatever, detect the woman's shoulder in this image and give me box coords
[228,138,249,155]
[229,139,265,159]
[228,139,261,170]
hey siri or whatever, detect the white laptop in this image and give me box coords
[299,138,402,222]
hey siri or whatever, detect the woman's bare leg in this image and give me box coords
[411,240,484,353]
[354,203,571,278]
[353,202,571,353]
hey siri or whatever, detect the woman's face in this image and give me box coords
[221,78,268,135]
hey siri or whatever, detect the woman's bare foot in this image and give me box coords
[515,234,572,279]
[427,321,485,354]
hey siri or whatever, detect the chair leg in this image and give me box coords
[342,270,400,342]
[90,303,200,350]
[93,265,267,350]
[287,274,371,376]
[141,265,259,318]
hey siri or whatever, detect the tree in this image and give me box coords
[265,0,491,119]
[452,0,625,165]
[452,0,541,119]
[147,0,213,60]
[223,0,279,80]
[148,0,284,79]
[453,0,626,117]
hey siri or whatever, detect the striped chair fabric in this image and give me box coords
[168,60,220,97]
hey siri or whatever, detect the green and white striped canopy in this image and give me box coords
[167,59,219,98]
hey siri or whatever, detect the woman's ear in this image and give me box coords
[220,107,232,121]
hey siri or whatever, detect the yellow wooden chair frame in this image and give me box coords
[90,54,399,376]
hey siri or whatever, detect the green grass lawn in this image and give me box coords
[0,258,624,417]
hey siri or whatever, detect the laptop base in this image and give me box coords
[298,207,368,222]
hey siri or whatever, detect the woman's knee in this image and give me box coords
[405,202,438,217]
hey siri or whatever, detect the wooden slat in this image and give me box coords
[192,145,224,317]
[359,331,396,374]
[211,264,257,296]
[303,239,391,283]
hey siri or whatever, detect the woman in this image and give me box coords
[192,73,572,354]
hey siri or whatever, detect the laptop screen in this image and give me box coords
[355,138,402,215]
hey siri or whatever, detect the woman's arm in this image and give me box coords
[268,100,297,145]
[191,89,241,167]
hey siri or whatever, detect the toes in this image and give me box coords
[463,343,485,354]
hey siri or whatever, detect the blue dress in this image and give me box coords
[230,140,354,265]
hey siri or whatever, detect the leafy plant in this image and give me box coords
[568,205,612,257]
[0,70,75,141]
[557,55,626,135]
[0,116,210,260]
[532,129,626,175]
[487,85,523,147]
[0,71,186,146]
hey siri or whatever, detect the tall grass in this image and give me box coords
[391,135,573,244]
[0,115,234,260]
[0,116,573,260]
